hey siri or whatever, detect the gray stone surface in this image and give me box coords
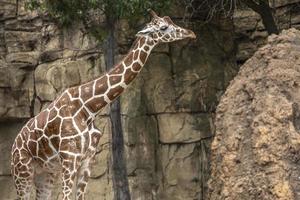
[157,113,211,143]
[0,121,25,175]
[234,2,300,63]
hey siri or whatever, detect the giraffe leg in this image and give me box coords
[76,124,102,200]
[61,156,79,200]
[75,158,92,200]
[12,149,34,200]
[34,172,55,200]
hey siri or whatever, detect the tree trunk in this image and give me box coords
[244,0,279,35]
[104,16,131,200]
[258,0,279,35]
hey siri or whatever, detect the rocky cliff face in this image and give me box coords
[0,1,236,199]
[234,0,300,63]
[209,28,300,200]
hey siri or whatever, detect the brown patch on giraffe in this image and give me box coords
[60,136,81,153]
[37,137,50,160]
[109,75,122,86]
[73,112,87,132]
[165,34,170,39]
[139,37,146,48]
[85,96,107,113]
[124,68,138,85]
[19,171,31,178]
[28,130,37,142]
[60,139,71,151]
[27,140,37,156]
[124,52,134,66]
[69,87,79,98]
[19,165,27,172]
[152,34,158,40]
[75,136,83,152]
[48,109,58,121]
[107,86,124,101]
[50,136,60,151]
[16,162,22,169]
[73,107,90,126]
[158,32,163,37]
[19,149,31,163]
[33,130,44,143]
[55,93,70,108]
[94,76,108,96]
[147,39,154,46]
[134,50,139,60]
[59,99,82,117]
[16,136,23,149]
[77,183,85,193]
[80,81,94,102]
[140,50,147,64]
[132,62,141,71]
[84,133,90,151]
[20,128,30,143]
[110,64,124,75]
[36,110,49,129]
[44,117,61,137]
[27,118,35,129]
[61,119,77,136]
[20,129,28,141]
[91,132,100,147]
[144,46,150,51]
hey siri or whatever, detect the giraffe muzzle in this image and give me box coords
[187,30,196,39]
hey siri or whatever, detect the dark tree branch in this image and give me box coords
[243,0,279,35]
[104,15,131,200]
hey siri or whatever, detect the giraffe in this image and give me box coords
[11,10,196,200]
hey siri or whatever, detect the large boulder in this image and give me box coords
[208,28,300,200]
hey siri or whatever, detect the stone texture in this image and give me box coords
[157,140,211,200]
[0,121,25,175]
[0,176,18,200]
[157,113,211,143]
[35,56,105,102]
[208,28,300,200]
[6,51,40,66]
[0,69,34,119]
[234,1,300,64]
[142,21,236,114]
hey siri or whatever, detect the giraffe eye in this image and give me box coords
[160,26,168,31]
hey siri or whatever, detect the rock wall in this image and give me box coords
[209,28,300,200]
[0,0,237,199]
[234,0,300,63]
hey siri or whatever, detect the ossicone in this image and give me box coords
[148,9,159,19]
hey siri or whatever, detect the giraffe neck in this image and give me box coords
[71,36,157,118]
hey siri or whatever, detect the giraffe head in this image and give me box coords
[136,10,196,43]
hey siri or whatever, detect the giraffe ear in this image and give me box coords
[148,9,159,19]
[163,16,176,26]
